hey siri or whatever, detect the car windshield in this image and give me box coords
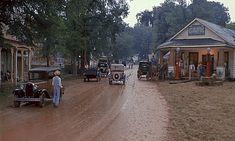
[98,63,108,67]
[139,62,151,69]
[29,72,49,80]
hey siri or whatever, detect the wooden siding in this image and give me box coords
[175,21,225,42]
[230,50,235,78]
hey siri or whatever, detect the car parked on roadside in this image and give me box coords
[13,67,64,108]
[137,61,151,80]
[108,64,126,85]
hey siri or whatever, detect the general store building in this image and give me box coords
[158,18,235,80]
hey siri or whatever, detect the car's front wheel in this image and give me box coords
[38,93,45,108]
[13,95,20,108]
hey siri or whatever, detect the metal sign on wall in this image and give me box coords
[188,25,205,36]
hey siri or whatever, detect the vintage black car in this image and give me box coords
[137,61,151,80]
[13,67,64,108]
[83,68,101,82]
[98,62,109,76]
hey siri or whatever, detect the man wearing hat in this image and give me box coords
[52,70,62,107]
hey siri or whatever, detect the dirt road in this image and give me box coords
[0,68,169,141]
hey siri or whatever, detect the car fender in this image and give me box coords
[37,89,49,98]
[13,89,25,97]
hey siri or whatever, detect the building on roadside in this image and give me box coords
[0,29,34,83]
[158,18,235,80]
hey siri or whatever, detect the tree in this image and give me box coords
[63,0,128,75]
[187,0,230,26]
[226,22,235,31]
[142,0,231,51]
[136,10,153,27]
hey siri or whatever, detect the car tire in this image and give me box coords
[13,95,20,108]
[38,93,45,108]
[113,73,120,80]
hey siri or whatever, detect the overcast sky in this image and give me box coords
[124,0,235,27]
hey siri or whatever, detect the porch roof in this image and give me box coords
[158,38,227,49]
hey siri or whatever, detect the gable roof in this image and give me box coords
[169,18,235,46]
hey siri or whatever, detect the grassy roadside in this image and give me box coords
[158,81,235,141]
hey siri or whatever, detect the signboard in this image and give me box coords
[188,25,205,36]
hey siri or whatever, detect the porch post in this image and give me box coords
[0,48,2,85]
[168,48,175,79]
[11,48,14,83]
[15,49,18,84]
[21,50,24,81]
[216,49,225,80]
[28,48,32,70]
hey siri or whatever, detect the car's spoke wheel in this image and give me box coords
[13,95,20,108]
[38,93,45,108]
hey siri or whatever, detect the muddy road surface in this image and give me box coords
[0,68,169,141]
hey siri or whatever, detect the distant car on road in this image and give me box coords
[83,68,101,82]
[98,62,109,76]
[109,64,126,85]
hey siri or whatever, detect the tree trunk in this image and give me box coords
[72,57,78,76]
[46,56,50,67]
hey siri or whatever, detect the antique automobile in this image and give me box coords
[108,64,126,85]
[98,62,109,77]
[13,67,64,108]
[137,61,151,80]
[83,67,101,82]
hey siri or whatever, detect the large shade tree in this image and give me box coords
[63,0,128,75]
[136,0,230,51]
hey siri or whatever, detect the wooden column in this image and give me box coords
[28,48,32,70]
[0,48,2,84]
[218,49,225,66]
[21,50,24,81]
[169,49,175,66]
[15,49,18,84]
[11,48,14,83]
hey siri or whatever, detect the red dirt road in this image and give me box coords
[0,68,169,141]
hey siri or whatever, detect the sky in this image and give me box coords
[124,0,235,27]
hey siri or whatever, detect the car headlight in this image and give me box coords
[20,84,24,89]
[33,84,38,90]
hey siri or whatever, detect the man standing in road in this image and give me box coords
[52,70,62,107]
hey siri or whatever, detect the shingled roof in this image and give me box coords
[197,18,235,46]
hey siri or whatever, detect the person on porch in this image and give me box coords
[197,62,205,80]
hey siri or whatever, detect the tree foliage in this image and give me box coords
[0,0,128,73]
[226,22,235,31]
[137,0,230,50]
